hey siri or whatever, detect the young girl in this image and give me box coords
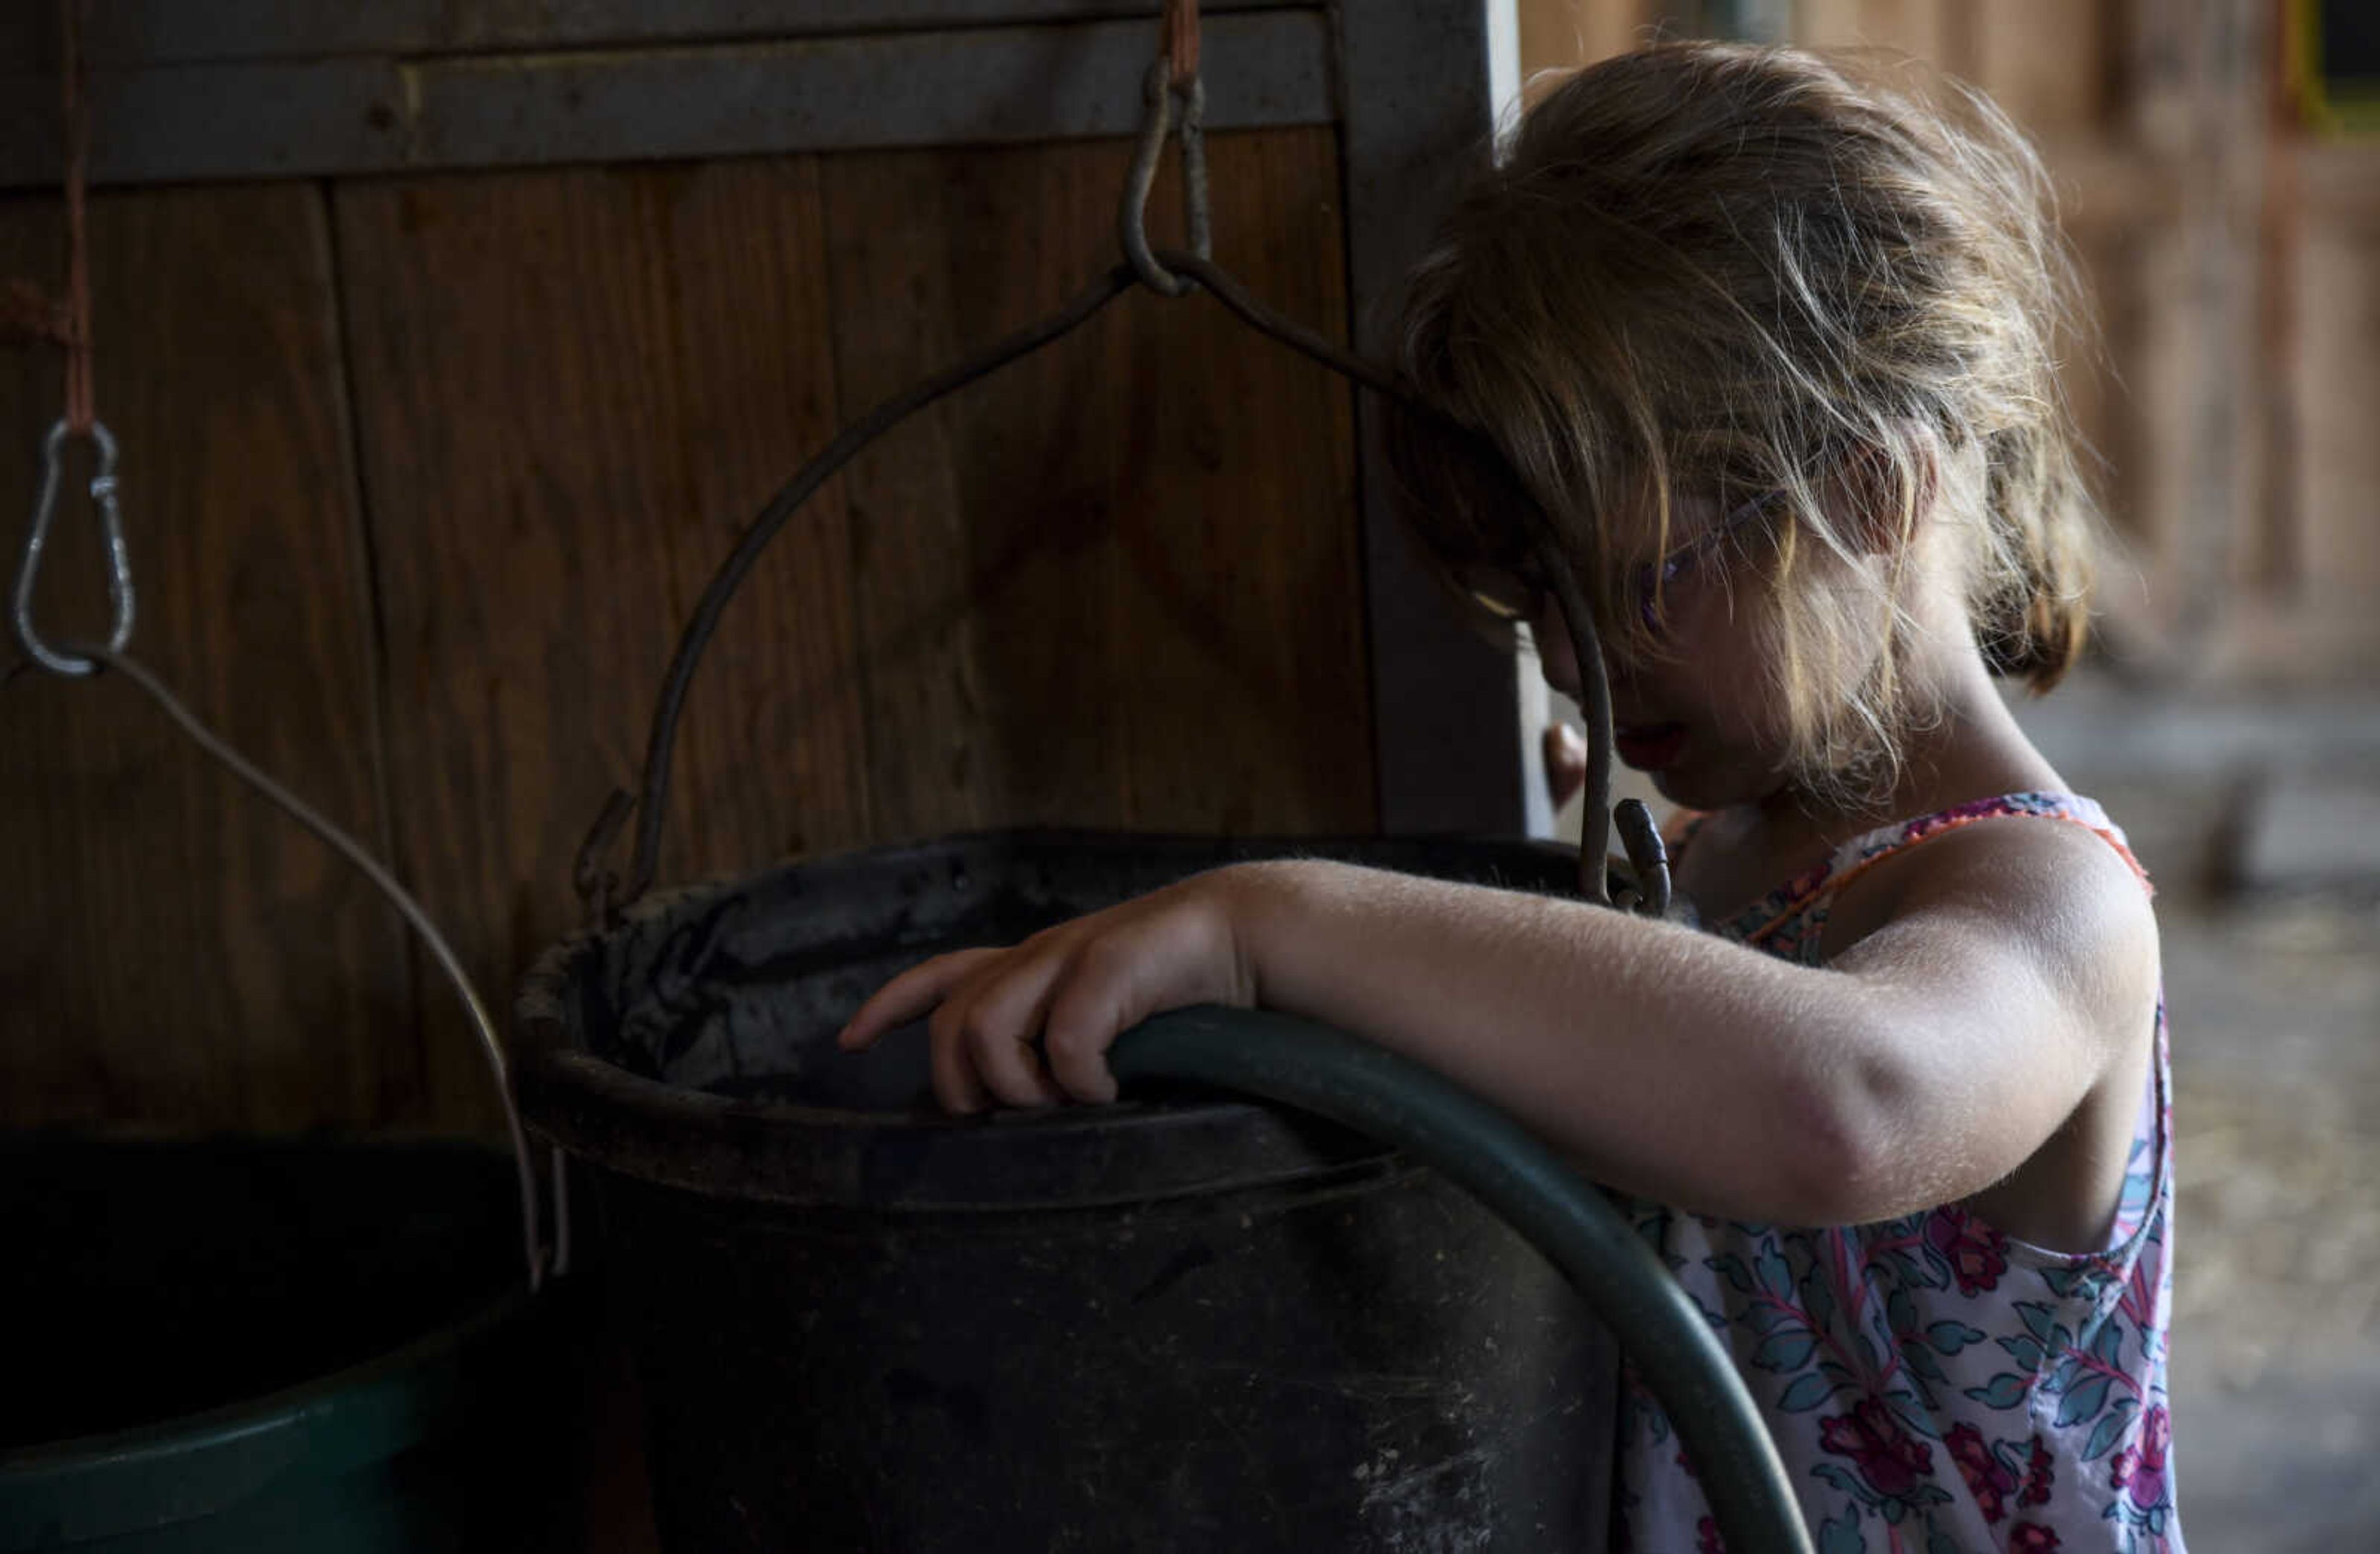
[842,42,2177,1554]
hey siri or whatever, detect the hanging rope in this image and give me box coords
[60,0,95,439]
[1165,0,1201,87]
[0,3,88,362]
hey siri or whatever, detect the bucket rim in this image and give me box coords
[515,1038,1399,1210]
[513,828,1579,1211]
[0,1285,534,1546]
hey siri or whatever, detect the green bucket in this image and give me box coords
[0,1138,570,1552]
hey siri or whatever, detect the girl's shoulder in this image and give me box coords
[1701,791,2154,965]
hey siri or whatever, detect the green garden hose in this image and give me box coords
[1112,1006,1815,1554]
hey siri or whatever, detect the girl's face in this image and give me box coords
[1527,495,1796,813]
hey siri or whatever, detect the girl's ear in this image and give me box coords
[1835,430,1939,558]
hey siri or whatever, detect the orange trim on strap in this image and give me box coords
[1742,808,2153,949]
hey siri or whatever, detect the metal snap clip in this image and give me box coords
[1119,57,1212,297]
[14,417,133,676]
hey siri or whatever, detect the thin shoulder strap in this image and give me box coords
[1740,791,2153,950]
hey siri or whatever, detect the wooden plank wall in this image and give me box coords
[1,126,1372,1136]
[1517,0,2380,688]
[0,185,415,1130]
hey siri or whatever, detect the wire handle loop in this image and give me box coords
[575,267,1140,924]
[2,642,561,1293]
[15,417,133,677]
[578,240,1650,924]
[1120,58,1211,297]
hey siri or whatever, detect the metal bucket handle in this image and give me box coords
[570,250,1668,921]
[2,639,565,1295]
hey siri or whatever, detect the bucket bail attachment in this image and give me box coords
[1119,2,1210,297]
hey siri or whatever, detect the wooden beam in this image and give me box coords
[2,1,1311,67]
[1338,0,1534,837]
[0,12,1331,189]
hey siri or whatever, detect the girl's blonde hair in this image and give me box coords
[1389,42,2099,802]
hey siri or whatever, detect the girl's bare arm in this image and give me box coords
[840,818,2157,1227]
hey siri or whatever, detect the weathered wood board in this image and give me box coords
[0,183,412,1130]
[335,156,870,1133]
[821,127,1372,841]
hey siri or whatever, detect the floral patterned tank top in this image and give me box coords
[1615,793,2180,1554]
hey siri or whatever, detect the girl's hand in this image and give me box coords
[835,866,1265,1114]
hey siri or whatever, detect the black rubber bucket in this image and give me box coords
[517,829,1620,1552]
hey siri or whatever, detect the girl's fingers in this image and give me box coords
[927,1005,995,1115]
[839,903,1179,1113]
[951,946,1075,1109]
[837,947,1005,1051]
[1041,939,1132,1104]
[930,965,1065,1111]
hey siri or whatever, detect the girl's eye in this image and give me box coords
[1631,555,1688,600]
[1630,555,1693,635]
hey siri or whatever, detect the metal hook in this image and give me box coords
[14,417,132,677]
[1120,58,1210,296]
[1614,798,1673,918]
[1523,529,1676,917]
